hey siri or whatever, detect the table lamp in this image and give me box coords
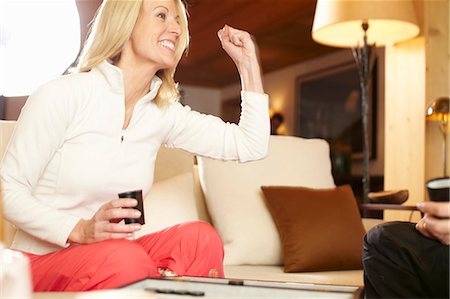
[426,97,450,177]
[311,0,419,203]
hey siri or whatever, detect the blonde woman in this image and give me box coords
[0,0,269,291]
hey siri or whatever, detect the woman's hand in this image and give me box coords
[68,198,142,244]
[217,25,263,93]
[416,201,450,245]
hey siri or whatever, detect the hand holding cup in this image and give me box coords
[68,195,142,244]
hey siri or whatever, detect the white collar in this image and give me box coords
[95,60,163,103]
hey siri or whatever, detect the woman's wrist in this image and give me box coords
[68,219,87,244]
[239,58,264,93]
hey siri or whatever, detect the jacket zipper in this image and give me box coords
[120,129,126,143]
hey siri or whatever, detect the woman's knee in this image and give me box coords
[173,221,224,277]
[179,221,223,248]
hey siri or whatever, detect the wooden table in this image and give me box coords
[359,203,421,220]
[359,204,419,211]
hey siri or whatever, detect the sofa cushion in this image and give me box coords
[261,185,365,272]
[197,136,335,265]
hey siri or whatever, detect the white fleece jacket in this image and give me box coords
[0,61,270,255]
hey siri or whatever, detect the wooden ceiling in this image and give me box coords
[77,0,338,88]
[176,0,338,87]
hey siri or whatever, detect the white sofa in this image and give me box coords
[0,120,381,288]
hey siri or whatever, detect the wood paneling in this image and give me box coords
[384,1,450,221]
[384,37,426,222]
[425,0,450,180]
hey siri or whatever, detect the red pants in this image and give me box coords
[24,221,224,291]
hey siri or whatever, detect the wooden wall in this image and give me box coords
[425,0,450,180]
[384,0,449,221]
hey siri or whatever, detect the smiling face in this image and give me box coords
[126,0,182,71]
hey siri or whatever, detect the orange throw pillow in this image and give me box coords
[261,184,365,272]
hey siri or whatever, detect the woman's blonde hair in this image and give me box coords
[75,0,189,106]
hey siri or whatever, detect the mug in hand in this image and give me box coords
[426,177,450,202]
[118,189,145,224]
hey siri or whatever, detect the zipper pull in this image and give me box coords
[120,129,126,143]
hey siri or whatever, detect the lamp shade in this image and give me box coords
[312,0,420,48]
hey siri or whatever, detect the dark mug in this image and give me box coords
[118,189,145,224]
[426,177,450,202]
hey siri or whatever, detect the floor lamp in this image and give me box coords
[311,0,419,204]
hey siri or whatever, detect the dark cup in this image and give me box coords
[426,177,450,202]
[118,189,145,224]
